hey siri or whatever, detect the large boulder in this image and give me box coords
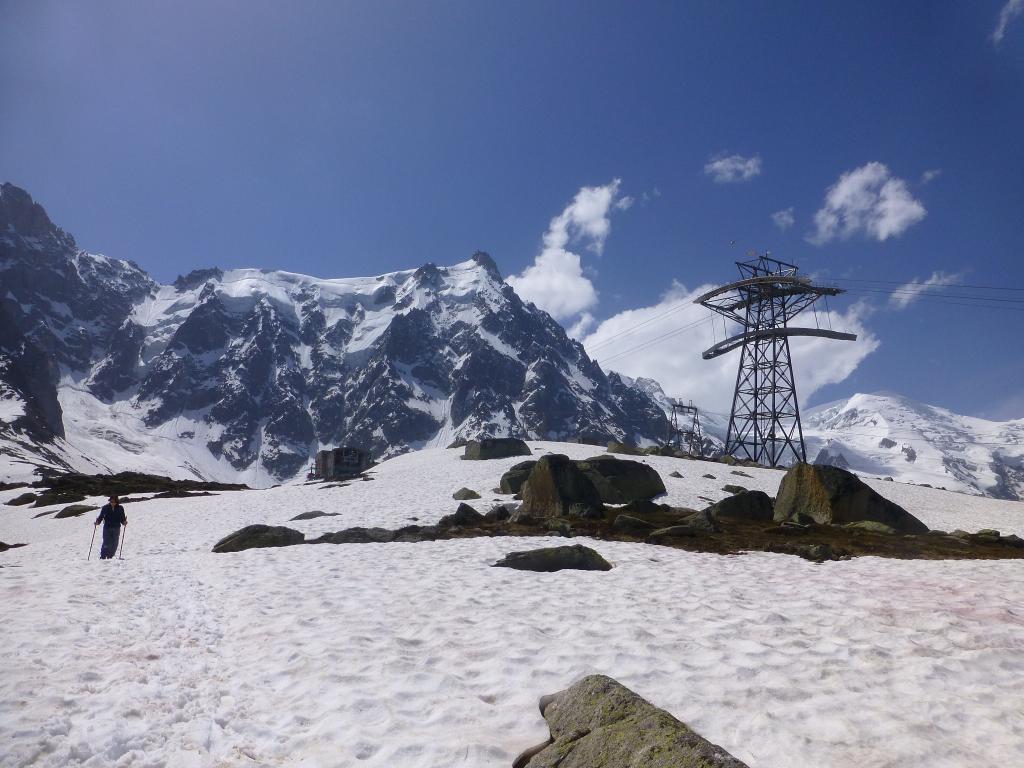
[492,544,612,572]
[574,455,666,504]
[517,455,603,520]
[212,525,305,553]
[499,460,538,494]
[452,487,481,500]
[513,674,749,768]
[708,491,774,522]
[774,464,928,534]
[462,438,532,460]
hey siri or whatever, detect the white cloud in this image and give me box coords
[507,179,626,321]
[704,153,762,183]
[993,0,1024,45]
[920,168,942,185]
[771,207,795,231]
[615,195,635,211]
[582,283,879,416]
[807,162,926,245]
[889,271,961,310]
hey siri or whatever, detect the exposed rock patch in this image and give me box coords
[212,525,305,553]
[462,438,532,461]
[513,674,749,768]
[491,544,612,572]
[289,510,341,521]
[499,460,537,494]
[452,487,481,500]
[54,504,98,519]
[575,455,666,504]
[774,463,928,534]
[517,454,603,521]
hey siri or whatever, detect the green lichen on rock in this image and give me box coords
[774,463,928,534]
[516,674,749,767]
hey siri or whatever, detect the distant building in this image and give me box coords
[312,447,373,480]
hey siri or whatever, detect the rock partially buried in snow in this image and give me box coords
[462,438,531,460]
[574,455,666,504]
[438,503,485,528]
[452,487,481,500]
[499,460,537,494]
[492,544,612,572]
[708,491,774,522]
[289,510,341,521]
[774,464,928,534]
[513,674,749,768]
[54,504,99,519]
[516,455,603,521]
[605,441,644,456]
[212,525,305,553]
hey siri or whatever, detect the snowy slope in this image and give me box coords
[804,393,1024,500]
[1,442,1022,768]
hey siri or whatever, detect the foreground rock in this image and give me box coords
[212,525,305,553]
[492,544,612,572]
[775,464,928,533]
[513,674,749,768]
[517,455,603,521]
[575,455,666,504]
[462,438,532,460]
[452,487,481,500]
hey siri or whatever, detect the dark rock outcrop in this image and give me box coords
[708,490,774,523]
[462,438,532,460]
[452,487,481,500]
[492,544,612,572]
[774,463,928,534]
[438,502,485,528]
[499,460,537,494]
[574,455,666,504]
[289,510,341,521]
[517,454,603,520]
[212,525,305,553]
[54,504,98,519]
[513,674,749,768]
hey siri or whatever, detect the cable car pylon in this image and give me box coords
[694,253,856,467]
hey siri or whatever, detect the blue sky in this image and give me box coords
[2,1,1022,418]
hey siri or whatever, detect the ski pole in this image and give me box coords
[88,525,97,560]
[118,526,126,560]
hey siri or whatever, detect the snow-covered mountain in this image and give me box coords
[803,393,1024,500]
[0,183,669,485]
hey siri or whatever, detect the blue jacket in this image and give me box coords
[95,503,127,528]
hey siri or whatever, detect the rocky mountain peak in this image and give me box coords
[0,182,75,250]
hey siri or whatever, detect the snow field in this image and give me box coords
[2,442,1023,767]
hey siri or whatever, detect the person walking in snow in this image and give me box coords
[94,495,127,560]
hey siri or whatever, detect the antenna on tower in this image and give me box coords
[694,253,857,467]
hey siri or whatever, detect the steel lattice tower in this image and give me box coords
[667,399,704,456]
[695,255,856,467]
